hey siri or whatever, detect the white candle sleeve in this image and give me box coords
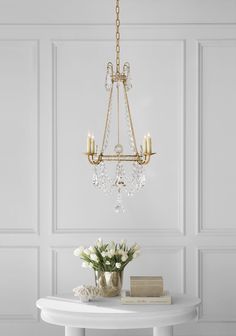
[87,135,91,153]
[143,136,147,154]
[91,137,95,154]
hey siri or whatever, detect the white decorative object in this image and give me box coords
[73,285,100,302]
[36,293,201,336]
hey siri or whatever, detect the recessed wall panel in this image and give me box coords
[0,41,39,233]
[0,247,39,320]
[198,249,236,321]
[53,40,184,233]
[199,41,236,234]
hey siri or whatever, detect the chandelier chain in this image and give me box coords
[115,0,121,74]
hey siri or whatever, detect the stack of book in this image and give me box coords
[121,276,171,305]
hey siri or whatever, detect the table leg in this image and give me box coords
[153,326,173,336]
[65,327,85,336]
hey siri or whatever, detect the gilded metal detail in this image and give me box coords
[95,271,123,297]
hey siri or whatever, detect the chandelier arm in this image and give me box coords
[123,82,139,154]
[87,154,103,165]
[101,84,114,153]
[115,0,121,74]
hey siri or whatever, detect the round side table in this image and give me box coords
[36,293,200,336]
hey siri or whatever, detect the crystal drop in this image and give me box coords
[140,174,146,187]
[114,144,123,154]
[123,62,132,91]
[114,204,122,213]
[92,174,98,186]
[125,76,132,91]
[114,199,125,213]
[105,74,112,91]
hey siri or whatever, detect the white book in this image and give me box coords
[121,290,171,305]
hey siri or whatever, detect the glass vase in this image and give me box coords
[94,271,123,297]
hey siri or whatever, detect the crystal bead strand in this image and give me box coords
[114,189,125,213]
[92,166,99,187]
[123,62,132,91]
[98,162,111,193]
[102,90,113,153]
[127,163,139,196]
[105,64,113,91]
[123,88,136,153]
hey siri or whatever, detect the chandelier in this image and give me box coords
[86,0,155,212]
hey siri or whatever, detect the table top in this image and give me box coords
[37,293,201,329]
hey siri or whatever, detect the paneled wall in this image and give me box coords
[0,2,236,336]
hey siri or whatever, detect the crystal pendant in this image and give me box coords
[140,174,146,188]
[105,74,112,91]
[123,62,132,91]
[125,75,132,91]
[92,172,98,186]
[114,190,125,213]
[105,63,113,91]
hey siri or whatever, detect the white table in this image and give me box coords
[36,294,200,336]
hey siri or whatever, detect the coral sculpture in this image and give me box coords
[73,285,100,302]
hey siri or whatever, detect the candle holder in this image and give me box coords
[86,152,155,165]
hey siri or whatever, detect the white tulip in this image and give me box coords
[121,253,128,262]
[88,246,95,253]
[109,249,115,257]
[115,262,121,269]
[133,243,140,251]
[101,251,107,258]
[109,241,115,249]
[73,246,85,256]
[105,261,110,265]
[118,249,124,255]
[84,248,91,255]
[90,253,99,262]
[97,238,103,248]
[82,261,89,268]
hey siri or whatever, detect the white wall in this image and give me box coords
[0,1,236,336]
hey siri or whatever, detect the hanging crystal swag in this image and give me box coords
[86,0,155,212]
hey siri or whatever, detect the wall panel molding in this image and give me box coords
[197,248,236,322]
[0,246,40,321]
[0,39,40,234]
[196,39,236,235]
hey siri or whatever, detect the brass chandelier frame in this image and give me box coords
[86,0,155,166]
